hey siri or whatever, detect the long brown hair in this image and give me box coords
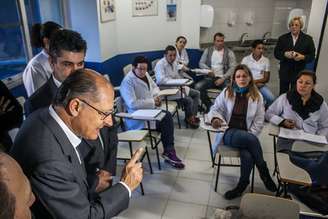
[225,64,261,101]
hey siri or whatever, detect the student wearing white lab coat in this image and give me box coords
[265,70,328,151]
[208,64,276,200]
[120,56,185,169]
[155,45,200,128]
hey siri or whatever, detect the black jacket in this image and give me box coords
[274,31,315,82]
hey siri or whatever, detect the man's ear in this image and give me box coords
[67,98,80,117]
[49,56,55,70]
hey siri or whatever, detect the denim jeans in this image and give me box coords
[156,110,174,151]
[259,85,275,108]
[223,128,266,183]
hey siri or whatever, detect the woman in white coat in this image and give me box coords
[265,70,328,151]
[175,36,189,71]
[208,64,277,199]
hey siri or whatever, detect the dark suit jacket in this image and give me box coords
[274,31,315,82]
[24,76,57,117]
[10,109,129,219]
[24,76,118,190]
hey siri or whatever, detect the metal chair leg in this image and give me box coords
[250,165,255,193]
[140,182,145,195]
[215,155,221,192]
[176,107,181,129]
[145,147,153,174]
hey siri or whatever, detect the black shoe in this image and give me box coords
[224,181,249,200]
[258,163,277,192]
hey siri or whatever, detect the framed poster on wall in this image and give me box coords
[132,0,158,17]
[100,0,116,22]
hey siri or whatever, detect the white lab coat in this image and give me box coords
[154,57,190,99]
[265,93,328,140]
[208,88,265,153]
[22,49,52,96]
[120,71,160,130]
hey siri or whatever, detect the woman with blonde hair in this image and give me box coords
[274,16,315,94]
[208,64,276,199]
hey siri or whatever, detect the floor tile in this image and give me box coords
[169,178,211,205]
[162,200,207,219]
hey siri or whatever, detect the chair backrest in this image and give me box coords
[123,64,132,76]
[151,58,160,71]
[239,193,300,219]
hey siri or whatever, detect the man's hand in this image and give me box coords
[154,96,161,107]
[181,65,190,72]
[282,119,296,129]
[214,78,225,87]
[211,118,223,129]
[120,150,143,191]
[0,96,14,115]
[208,71,215,78]
[95,170,112,193]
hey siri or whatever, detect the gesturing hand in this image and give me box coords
[120,149,144,191]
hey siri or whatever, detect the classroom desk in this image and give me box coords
[115,110,166,170]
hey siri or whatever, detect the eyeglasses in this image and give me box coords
[78,98,115,120]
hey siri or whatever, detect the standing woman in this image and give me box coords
[274,16,315,95]
[175,36,189,71]
[265,71,328,151]
[208,64,277,200]
[22,21,62,96]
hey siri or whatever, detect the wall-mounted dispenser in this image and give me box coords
[200,5,214,28]
[227,10,237,27]
[245,11,255,26]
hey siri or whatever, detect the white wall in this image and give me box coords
[307,0,328,49]
[315,15,328,100]
[200,0,275,43]
[68,0,102,62]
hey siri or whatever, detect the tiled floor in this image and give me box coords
[113,121,281,219]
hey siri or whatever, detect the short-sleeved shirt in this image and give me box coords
[241,54,270,80]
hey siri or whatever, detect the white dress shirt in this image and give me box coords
[49,105,82,163]
[23,49,53,96]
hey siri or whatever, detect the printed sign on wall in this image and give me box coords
[132,0,158,17]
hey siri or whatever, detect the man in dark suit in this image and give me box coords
[24,29,118,194]
[11,69,143,218]
[274,16,315,94]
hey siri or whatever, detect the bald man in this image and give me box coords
[0,152,35,219]
[11,69,143,219]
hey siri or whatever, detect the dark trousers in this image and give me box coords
[156,111,174,151]
[179,88,200,119]
[279,79,296,95]
[223,128,266,183]
[194,77,228,109]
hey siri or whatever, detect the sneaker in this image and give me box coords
[162,150,182,163]
[224,181,249,200]
[164,159,185,169]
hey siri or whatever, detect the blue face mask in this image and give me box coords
[233,83,249,94]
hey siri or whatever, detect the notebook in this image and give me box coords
[279,127,328,145]
[131,109,161,120]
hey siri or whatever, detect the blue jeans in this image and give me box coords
[180,88,200,118]
[259,85,275,108]
[223,128,266,183]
